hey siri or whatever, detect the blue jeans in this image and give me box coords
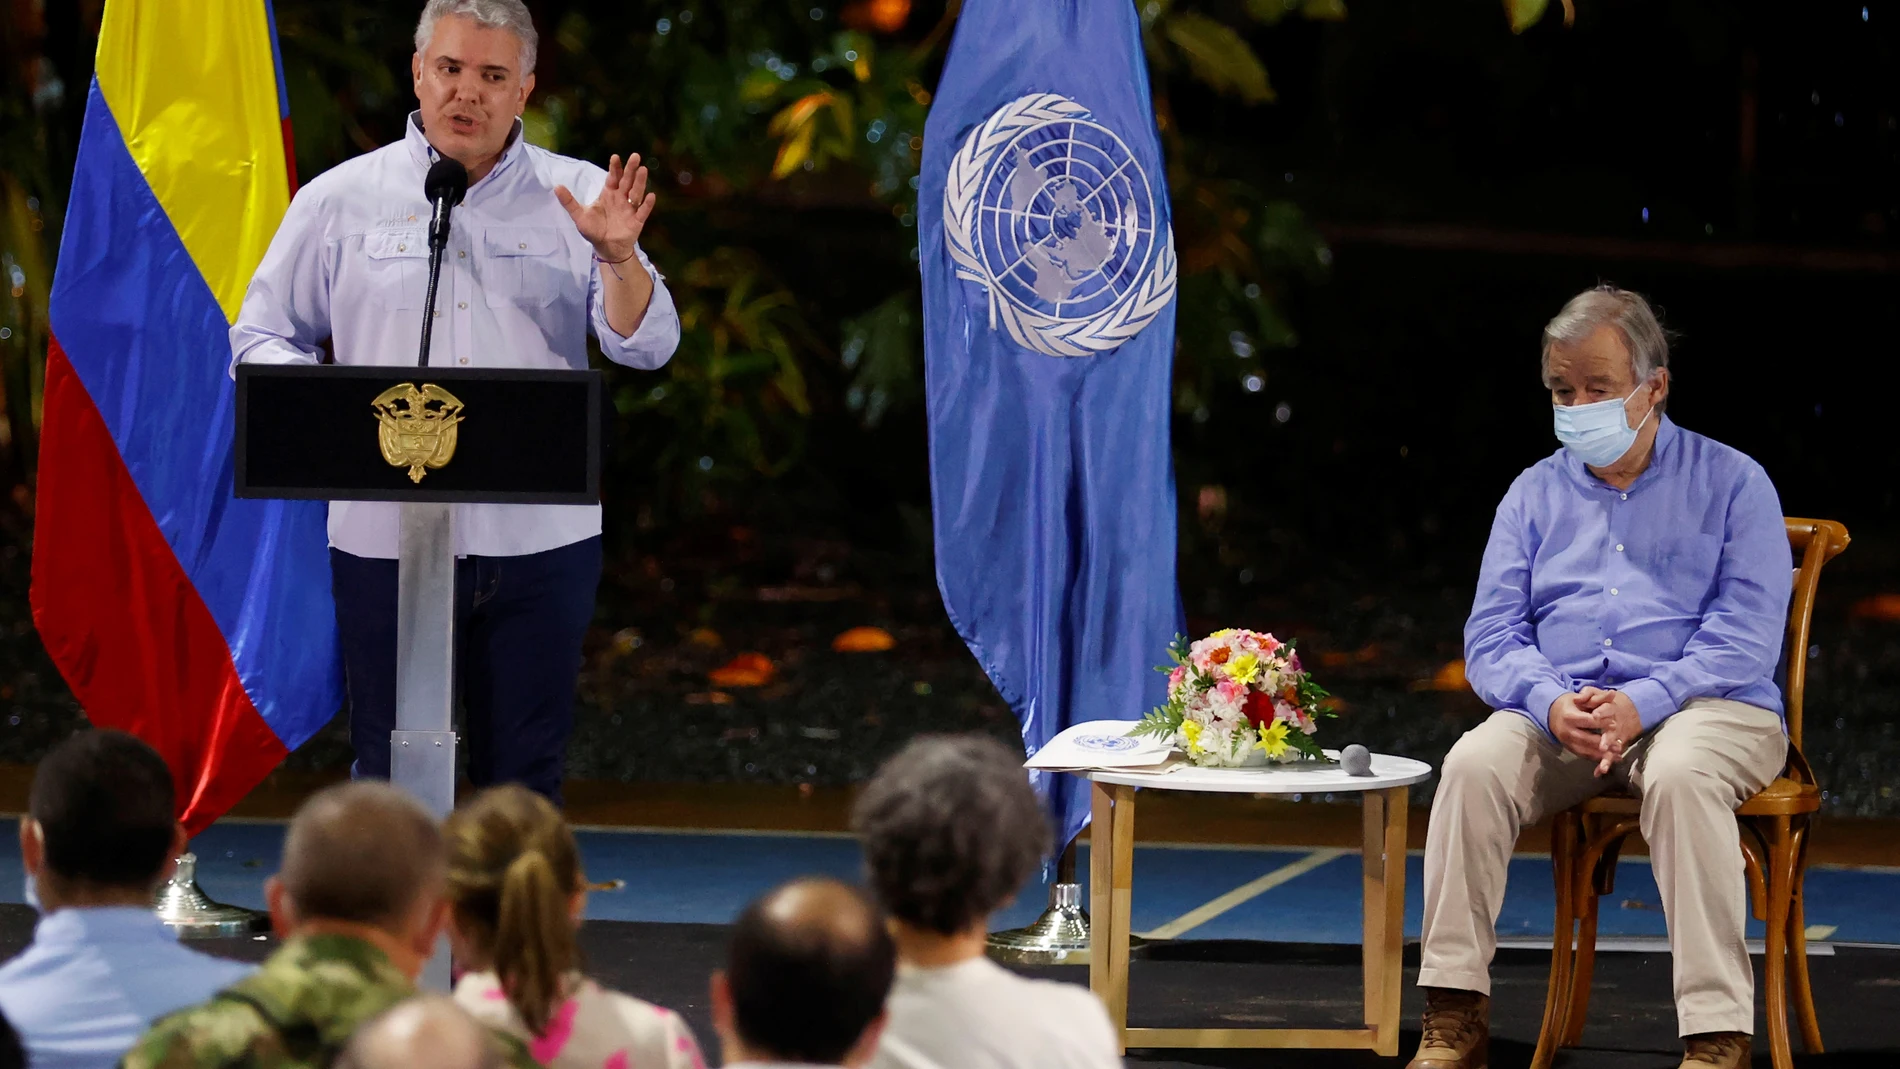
[329,536,602,803]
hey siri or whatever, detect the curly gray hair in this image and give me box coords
[415,0,538,74]
[851,735,1049,935]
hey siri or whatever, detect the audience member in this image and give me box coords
[335,996,504,1069]
[853,735,1122,1069]
[713,878,895,1069]
[446,785,705,1069]
[0,729,252,1069]
[121,782,536,1069]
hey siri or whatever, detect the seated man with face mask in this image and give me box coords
[1409,285,1792,1069]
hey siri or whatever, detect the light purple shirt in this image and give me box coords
[231,112,679,559]
[1464,417,1792,737]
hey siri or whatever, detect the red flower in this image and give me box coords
[1242,689,1276,728]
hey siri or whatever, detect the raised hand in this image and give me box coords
[554,152,655,265]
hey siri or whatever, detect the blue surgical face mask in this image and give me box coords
[1552,384,1655,467]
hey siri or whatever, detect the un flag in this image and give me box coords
[919,0,1183,852]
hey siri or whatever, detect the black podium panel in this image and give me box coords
[235,364,601,504]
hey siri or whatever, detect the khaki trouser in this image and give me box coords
[1418,699,1788,1037]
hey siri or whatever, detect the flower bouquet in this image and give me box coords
[1129,630,1335,768]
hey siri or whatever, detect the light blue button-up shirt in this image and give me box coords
[1464,417,1792,737]
[0,907,254,1069]
[232,112,680,560]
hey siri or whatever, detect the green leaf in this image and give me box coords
[1162,12,1275,104]
[1285,730,1327,761]
[1244,0,1300,25]
[1129,706,1184,739]
[839,290,922,429]
[739,65,786,104]
[1505,0,1549,33]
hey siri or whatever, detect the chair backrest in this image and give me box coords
[1783,517,1850,749]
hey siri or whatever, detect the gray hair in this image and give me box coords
[851,734,1049,935]
[1541,284,1670,387]
[415,0,538,74]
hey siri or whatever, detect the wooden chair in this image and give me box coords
[1530,517,1850,1069]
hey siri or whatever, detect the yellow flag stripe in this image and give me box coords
[94,0,289,324]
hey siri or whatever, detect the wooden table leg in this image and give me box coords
[1089,781,1135,1052]
[1363,786,1409,1057]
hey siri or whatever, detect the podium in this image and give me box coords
[235,363,603,820]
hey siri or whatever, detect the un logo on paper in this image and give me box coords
[945,93,1176,358]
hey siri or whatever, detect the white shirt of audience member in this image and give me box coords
[455,970,705,1069]
[871,957,1123,1069]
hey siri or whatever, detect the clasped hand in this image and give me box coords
[1551,688,1642,776]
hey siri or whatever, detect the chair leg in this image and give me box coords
[1560,889,1600,1046]
[1533,812,1580,1069]
[1762,816,1796,1069]
[1787,823,1824,1054]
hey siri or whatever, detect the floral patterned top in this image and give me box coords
[454,971,706,1069]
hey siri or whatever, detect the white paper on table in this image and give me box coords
[1023,719,1179,771]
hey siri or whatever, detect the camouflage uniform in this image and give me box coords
[119,933,540,1069]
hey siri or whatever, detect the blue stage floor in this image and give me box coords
[5,820,1891,947]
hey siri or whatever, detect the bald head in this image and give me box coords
[279,782,445,929]
[722,878,894,1065]
[336,996,501,1069]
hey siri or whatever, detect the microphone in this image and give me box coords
[416,159,468,367]
[424,158,468,251]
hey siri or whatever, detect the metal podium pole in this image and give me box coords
[392,500,458,989]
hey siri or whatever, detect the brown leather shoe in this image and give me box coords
[1407,987,1489,1069]
[1680,1032,1750,1068]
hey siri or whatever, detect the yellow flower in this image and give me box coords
[1227,652,1260,685]
[1210,628,1237,639]
[1182,719,1205,757]
[1255,720,1291,758]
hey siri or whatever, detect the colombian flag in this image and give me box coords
[30,1,342,833]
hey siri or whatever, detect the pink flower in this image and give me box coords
[1214,679,1247,705]
[1260,634,1283,654]
[1168,665,1187,691]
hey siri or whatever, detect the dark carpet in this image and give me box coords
[0,905,1892,1067]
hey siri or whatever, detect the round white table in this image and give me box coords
[1074,751,1433,1055]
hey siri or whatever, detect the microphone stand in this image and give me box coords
[417,207,452,367]
[402,167,463,990]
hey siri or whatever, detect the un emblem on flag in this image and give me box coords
[945,93,1176,358]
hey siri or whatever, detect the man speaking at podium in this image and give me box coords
[230,0,677,802]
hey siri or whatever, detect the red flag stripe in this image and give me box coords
[31,339,288,834]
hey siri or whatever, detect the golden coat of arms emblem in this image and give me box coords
[371,382,465,483]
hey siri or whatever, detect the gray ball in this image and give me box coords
[1341,744,1373,777]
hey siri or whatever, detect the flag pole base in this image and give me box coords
[985,881,1151,966]
[154,853,269,939]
